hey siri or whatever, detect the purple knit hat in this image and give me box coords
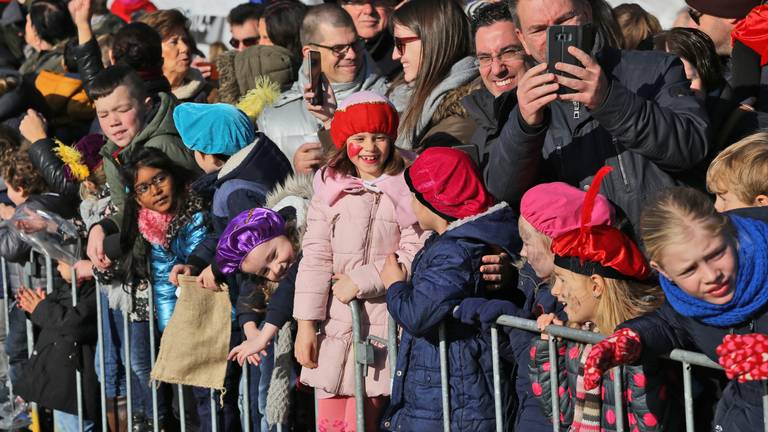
[216,208,286,275]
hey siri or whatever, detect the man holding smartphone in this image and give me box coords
[490,0,710,233]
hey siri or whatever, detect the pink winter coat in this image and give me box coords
[294,168,426,397]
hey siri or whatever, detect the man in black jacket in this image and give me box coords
[490,0,710,232]
[462,3,529,207]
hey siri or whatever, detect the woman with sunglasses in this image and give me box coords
[387,0,479,151]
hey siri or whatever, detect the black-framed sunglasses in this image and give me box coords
[134,173,170,196]
[230,36,260,49]
[309,39,364,57]
[688,7,703,26]
[394,36,420,55]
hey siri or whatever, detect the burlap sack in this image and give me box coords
[150,275,231,390]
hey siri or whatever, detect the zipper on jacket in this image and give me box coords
[361,194,382,266]
[330,214,340,238]
[611,137,631,193]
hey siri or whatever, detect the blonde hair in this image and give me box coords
[613,3,661,50]
[594,277,663,334]
[641,187,734,264]
[706,131,768,204]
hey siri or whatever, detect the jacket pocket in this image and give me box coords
[300,332,350,395]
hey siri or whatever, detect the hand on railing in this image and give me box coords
[453,298,522,330]
[582,327,642,390]
[535,313,563,340]
[717,333,768,383]
[331,273,360,304]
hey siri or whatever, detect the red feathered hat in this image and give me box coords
[551,167,650,281]
[405,146,494,221]
[330,91,399,149]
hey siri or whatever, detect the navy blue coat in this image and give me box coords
[383,203,520,431]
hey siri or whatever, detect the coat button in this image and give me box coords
[396,370,402,377]
[32,350,37,356]
[384,421,391,428]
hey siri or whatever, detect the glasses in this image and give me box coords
[688,8,703,26]
[394,36,420,55]
[134,173,169,196]
[475,47,525,68]
[229,36,259,49]
[309,39,364,57]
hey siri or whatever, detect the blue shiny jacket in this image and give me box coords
[150,212,208,331]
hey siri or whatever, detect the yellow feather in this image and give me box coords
[236,76,280,121]
[53,140,89,181]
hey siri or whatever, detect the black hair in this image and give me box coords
[28,0,76,46]
[119,146,196,252]
[111,23,164,72]
[228,3,264,26]
[471,2,514,35]
[63,38,79,73]
[264,1,308,63]
[654,27,725,92]
[90,64,148,102]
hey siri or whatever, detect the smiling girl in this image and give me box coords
[586,187,768,431]
[293,91,425,431]
[529,168,672,432]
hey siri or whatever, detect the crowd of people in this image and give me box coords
[0,0,767,431]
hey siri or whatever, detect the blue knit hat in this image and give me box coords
[173,103,256,156]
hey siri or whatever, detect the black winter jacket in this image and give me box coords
[490,48,709,231]
[27,138,81,200]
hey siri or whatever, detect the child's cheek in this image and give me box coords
[347,143,362,158]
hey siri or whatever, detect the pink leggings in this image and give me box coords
[316,395,388,432]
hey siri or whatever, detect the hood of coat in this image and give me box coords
[265,172,314,247]
[216,133,293,189]
[442,202,520,256]
[172,68,207,101]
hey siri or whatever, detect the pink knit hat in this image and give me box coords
[520,181,614,239]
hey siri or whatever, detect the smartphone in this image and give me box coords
[546,24,595,94]
[306,50,323,106]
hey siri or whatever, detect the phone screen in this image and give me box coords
[309,50,322,106]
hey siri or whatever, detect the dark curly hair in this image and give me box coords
[1,151,48,196]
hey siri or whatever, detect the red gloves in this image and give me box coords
[717,333,768,383]
[583,328,642,390]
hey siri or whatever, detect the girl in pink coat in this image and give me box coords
[293,91,426,431]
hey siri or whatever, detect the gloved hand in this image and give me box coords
[452,298,522,330]
[717,333,768,382]
[583,328,642,390]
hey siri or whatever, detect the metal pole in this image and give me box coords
[612,367,624,432]
[241,364,250,432]
[1,258,14,415]
[44,256,53,295]
[23,256,33,358]
[148,281,159,432]
[682,362,694,432]
[762,380,768,432]
[124,309,133,432]
[547,337,559,432]
[210,389,218,432]
[178,384,186,432]
[94,281,108,432]
[490,325,503,432]
[438,322,450,432]
[388,315,398,380]
[71,267,84,432]
[349,300,365,432]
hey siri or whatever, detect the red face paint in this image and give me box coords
[347,142,363,158]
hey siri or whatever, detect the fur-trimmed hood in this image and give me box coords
[265,173,314,248]
[431,78,480,127]
[442,202,520,256]
[172,68,208,102]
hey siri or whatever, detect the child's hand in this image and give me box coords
[196,265,220,291]
[480,252,511,290]
[717,333,768,382]
[535,313,562,340]
[295,320,318,369]
[583,328,642,390]
[170,264,195,286]
[87,225,111,270]
[380,254,406,288]
[16,287,46,314]
[73,260,94,282]
[0,204,15,221]
[19,109,47,143]
[331,273,359,304]
[68,0,93,28]
[228,332,272,366]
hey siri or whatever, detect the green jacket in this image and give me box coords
[100,92,197,233]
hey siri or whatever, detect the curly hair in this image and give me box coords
[1,151,48,196]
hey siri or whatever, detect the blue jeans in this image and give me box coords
[5,305,28,387]
[95,292,164,418]
[53,410,95,432]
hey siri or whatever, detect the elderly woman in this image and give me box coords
[140,9,214,103]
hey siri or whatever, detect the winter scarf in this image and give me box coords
[572,322,602,432]
[272,52,387,110]
[660,215,768,327]
[138,192,207,248]
[394,56,479,150]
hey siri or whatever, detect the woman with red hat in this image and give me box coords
[527,167,674,432]
[292,91,425,431]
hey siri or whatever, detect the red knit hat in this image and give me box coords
[404,147,494,221]
[330,91,399,149]
[551,167,650,281]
